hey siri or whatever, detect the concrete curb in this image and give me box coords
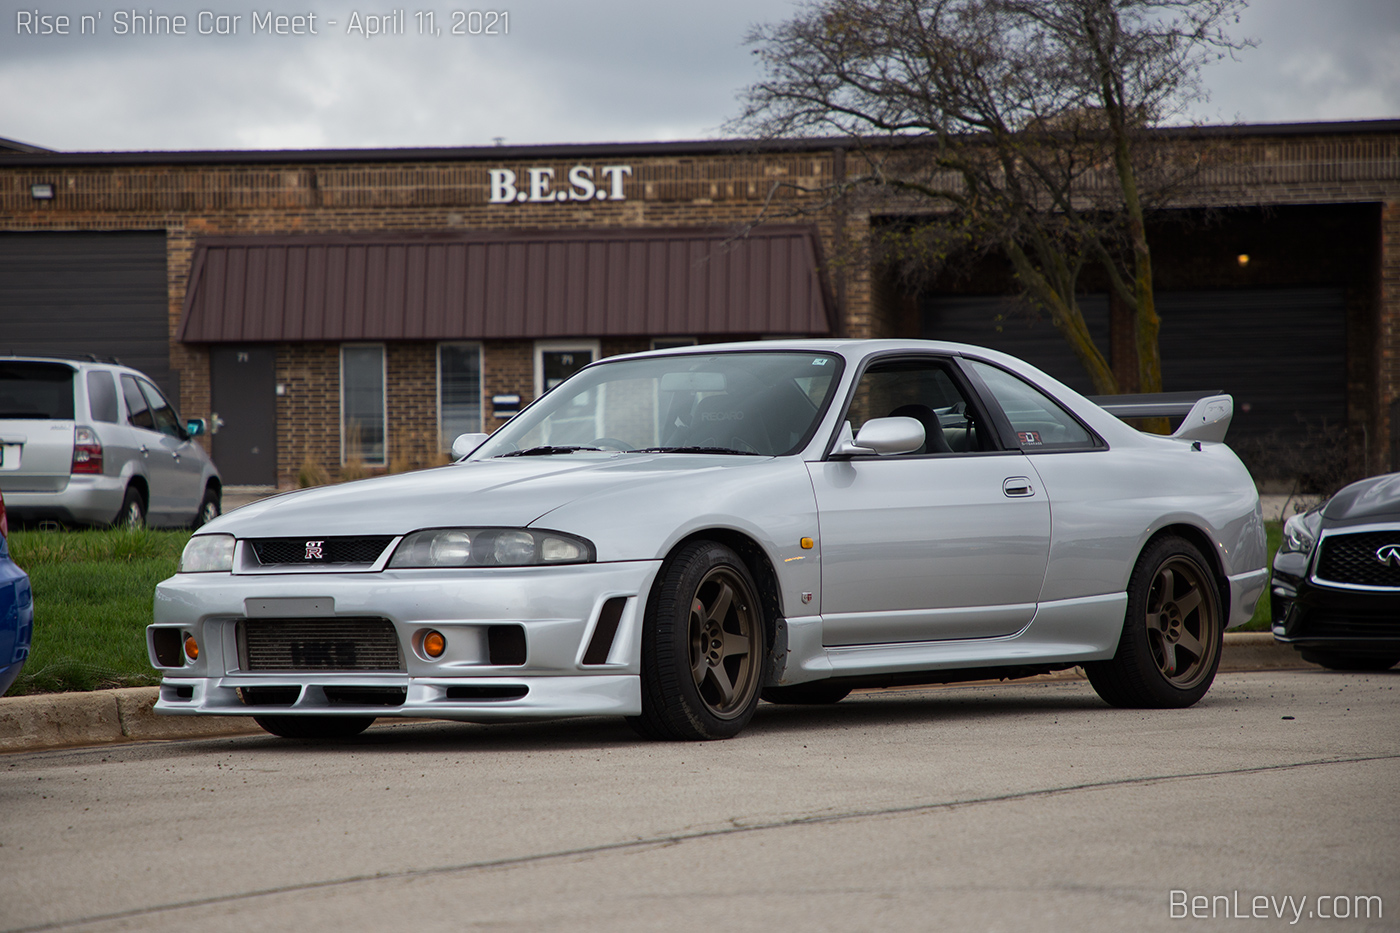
[0,633,1312,754]
[0,686,260,753]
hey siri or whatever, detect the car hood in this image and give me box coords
[1322,472,1400,524]
[206,453,770,538]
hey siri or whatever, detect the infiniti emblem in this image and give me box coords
[1376,544,1400,568]
[304,540,325,560]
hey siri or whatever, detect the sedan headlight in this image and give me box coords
[179,534,236,573]
[1280,509,1323,556]
[387,528,594,568]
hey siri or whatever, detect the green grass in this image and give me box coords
[4,527,190,695]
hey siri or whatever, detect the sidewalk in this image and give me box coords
[0,633,1308,754]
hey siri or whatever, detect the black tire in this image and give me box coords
[253,715,375,739]
[1086,536,1224,709]
[117,487,146,528]
[1298,650,1400,672]
[192,486,221,529]
[627,541,767,740]
[762,682,852,705]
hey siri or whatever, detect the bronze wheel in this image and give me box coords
[1143,555,1220,691]
[629,541,767,740]
[1087,536,1223,709]
[687,565,763,720]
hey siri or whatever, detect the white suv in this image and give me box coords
[0,357,222,528]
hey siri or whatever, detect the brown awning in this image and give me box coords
[178,226,832,343]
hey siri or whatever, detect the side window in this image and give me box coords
[138,380,183,438]
[965,360,1095,450]
[86,371,119,423]
[844,358,988,454]
[120,375,153,430]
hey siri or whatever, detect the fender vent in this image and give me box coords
[582,597,627,665]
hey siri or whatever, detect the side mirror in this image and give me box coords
[185,418,207,438]
[451,433,489,459]
[832,416,924,457]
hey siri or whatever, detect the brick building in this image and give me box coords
[2,120,1398,490]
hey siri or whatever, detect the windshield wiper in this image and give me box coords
[631,446,765,456]
[496,445,604,458]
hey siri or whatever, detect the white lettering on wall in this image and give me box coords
[487,165,632,204]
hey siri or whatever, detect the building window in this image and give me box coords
[533,340,601,445]
[341,344,386,465]
[651,337,698,351]
[438,342,483,451]
[534,340,600,398]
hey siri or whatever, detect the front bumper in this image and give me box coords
[5,475,124,526]
[149,560,662,721]
[1270,568,1400,654]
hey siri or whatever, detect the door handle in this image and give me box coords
[1003,476,1034,497]
[171,451,181,462]
[139,445,149,457]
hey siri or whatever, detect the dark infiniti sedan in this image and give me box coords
[1272,472,1400,671]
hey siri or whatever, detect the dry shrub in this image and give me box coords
[297,454,331,488]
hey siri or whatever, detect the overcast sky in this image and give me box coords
[1,0,1396,152]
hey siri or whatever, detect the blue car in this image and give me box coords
[0,488,34,695]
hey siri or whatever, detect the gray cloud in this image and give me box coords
[1,0,1395,152]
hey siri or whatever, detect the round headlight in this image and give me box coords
[429,531,472,566]
[493,530,536,565]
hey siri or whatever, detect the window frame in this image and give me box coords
[955,357,1107,454]
[822,351,1011,460]
[340,343,388,466]
[436,341,484,452]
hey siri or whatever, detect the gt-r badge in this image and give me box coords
[305,540,325,560]
[1376,543,1400,568]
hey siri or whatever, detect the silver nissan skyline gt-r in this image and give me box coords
[149,339,1268,741]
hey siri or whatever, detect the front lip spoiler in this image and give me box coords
[153,673,644,721]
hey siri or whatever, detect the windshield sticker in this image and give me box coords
[1018,431,1042,446]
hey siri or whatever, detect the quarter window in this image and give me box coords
[341,345,386,465]
[965,360,1095,450]
[86,371,119,423]
[438,343,482,451]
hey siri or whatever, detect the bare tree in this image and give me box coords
[732,0,1250,397]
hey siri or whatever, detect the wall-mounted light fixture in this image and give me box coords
[1236,253,1250,268]
[30,183,54,200]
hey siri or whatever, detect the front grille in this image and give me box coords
[248,536,395,566]
[1315,532,1400,588]
[242,618,404,672]
[1298,613,1400,639]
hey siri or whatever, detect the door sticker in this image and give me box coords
[1017,431,1042,446]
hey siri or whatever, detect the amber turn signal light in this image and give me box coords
[423,630,446,658]
[183,635,199,661]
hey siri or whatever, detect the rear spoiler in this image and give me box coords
[1087,391,1234,443]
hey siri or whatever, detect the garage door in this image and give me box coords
[921,294,1111,395]
[0,232,171,395]
[923,287,1347,445]
[1156,288,1346,445]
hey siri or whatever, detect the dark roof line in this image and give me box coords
[0,135,54,154]
[1,119,1397,168]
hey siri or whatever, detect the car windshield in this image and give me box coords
[471,351,843,458]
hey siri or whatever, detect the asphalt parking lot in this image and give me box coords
[1,668,1396,933]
